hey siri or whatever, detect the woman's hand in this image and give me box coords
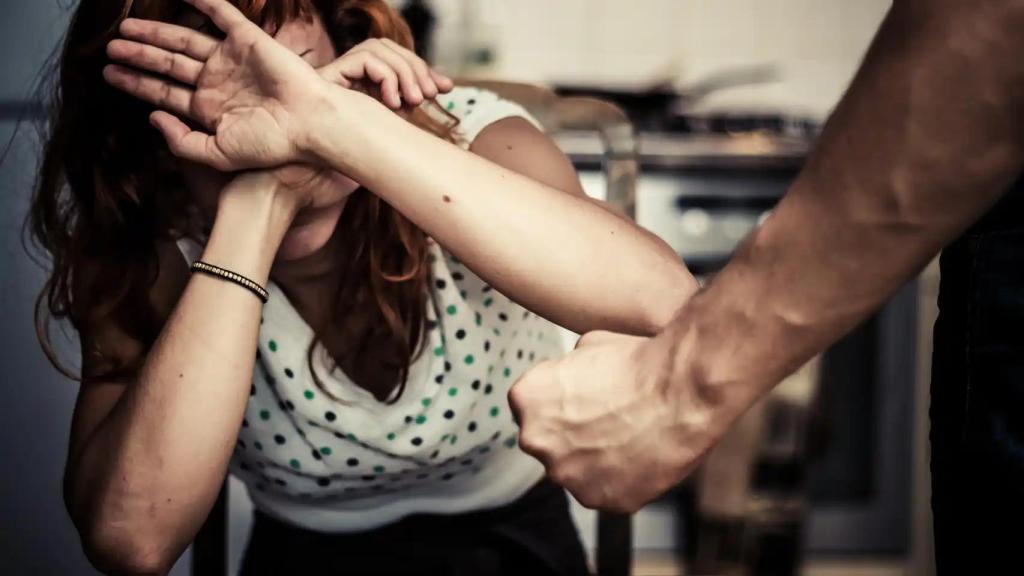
[318,38,453,110]
[104,0,328,171]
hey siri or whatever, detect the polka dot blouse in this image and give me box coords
[175,88,569,532]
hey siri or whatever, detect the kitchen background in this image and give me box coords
[0,1,938,575]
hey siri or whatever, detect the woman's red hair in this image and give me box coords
[30,0,455,402]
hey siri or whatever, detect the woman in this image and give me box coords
[33,0,697,573]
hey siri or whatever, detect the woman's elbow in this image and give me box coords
[642,272,700,333]
[78,515,176,575]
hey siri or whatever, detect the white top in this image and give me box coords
[176,88,567,532]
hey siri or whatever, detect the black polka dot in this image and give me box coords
[452,272,465,281]
[461,459,474,466]
[435,279,447,290]
[274,434,286,445]
[434,374,444,384]
[445,361,452,372]
[522,311,530,319]
[362,475,376,482]
[311,449,322,461]
[274,478,287,487]
[471,380,481,390]
[236,440,246,451]
[308,420,319,428]
[317,478,331,487]
[484,340,491,352]
[484,384,493,395]
[517,349,524,359]
[347,458,359,467]
[427,320,438,331]
[250,385,256,396]
[242,419,249,428]
[325,411,337,422]
[285,400,295,411]
[491,432,501,441]
[467,99,476,106]
[411,437,423,446]
[267,377,277,387]
[430,450,440,459]
[284,368,294,378]
[455,329,466,340]
[482,285,493,293]
[240,462,250,471]
[405,415,414,424]
[529,352,536,361]
[468,421,477,432]
[444,410,455,419]
[498,313,508,322]
[442,472,455,481]
[254,441,263,451]
[334,431,345,439]
[297,429,306,438]
[278,400,287,411]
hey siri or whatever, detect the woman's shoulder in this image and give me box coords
[435,86,544,146]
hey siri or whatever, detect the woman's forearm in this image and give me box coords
[304,89,697,336]
[69,176,295,572]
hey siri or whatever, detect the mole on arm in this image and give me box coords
[443,195,452,203]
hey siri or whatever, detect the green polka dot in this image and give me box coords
[289,459,301,470]
[475,312,482,326]
[490,406,500,417]
[504,367,512,378]
[441,434,450,442]
[387,432,396,441]
[373,465,385,474]
[320,446,332,456]
[434,346,444,357]
[493,328,501,336]
[422,398,432,408]
[483,298,494,308]
[415,415,427,425]
[448,387,458,397]
[464,354,475,365]
[259,410,271,421]
[268,340,278,352]
[460,290,468,299]
[303,390,314,400]
[449,435,458,445]
[447,100,455,111]
[446,304,457,316]
[347,433,358,441]
[488,365,495,374]
[505,436,517,448]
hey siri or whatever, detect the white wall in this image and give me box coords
[430,0,892,118]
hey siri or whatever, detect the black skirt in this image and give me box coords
[239,478,591,576]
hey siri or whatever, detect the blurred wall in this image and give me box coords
[431,0,892,118]
[0,2,194,574]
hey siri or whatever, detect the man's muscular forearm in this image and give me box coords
[665,0,1024,408]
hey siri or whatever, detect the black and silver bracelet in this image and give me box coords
[190,260,269,304]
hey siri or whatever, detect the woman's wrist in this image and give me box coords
[296,84,393,174]
[207,174,296,284]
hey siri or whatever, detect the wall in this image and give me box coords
[429,0,892,118]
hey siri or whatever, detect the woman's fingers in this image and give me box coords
[103,64,194,119]
[107,39,203,85]
[119,18,218,61]
[185,0,250,34]
[150,111,232,171]
[351,41,423,105]
[430,69,454,93]
[379,38,438,99]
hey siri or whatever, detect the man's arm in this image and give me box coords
[510,0,1024,512]
[670,0,1024,408]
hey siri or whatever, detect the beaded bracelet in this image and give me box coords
[190,260,269,304]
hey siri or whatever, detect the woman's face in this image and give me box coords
[180,10,360,262]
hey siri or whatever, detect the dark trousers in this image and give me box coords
[239,478,591,576]
[931,177,1024,574]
